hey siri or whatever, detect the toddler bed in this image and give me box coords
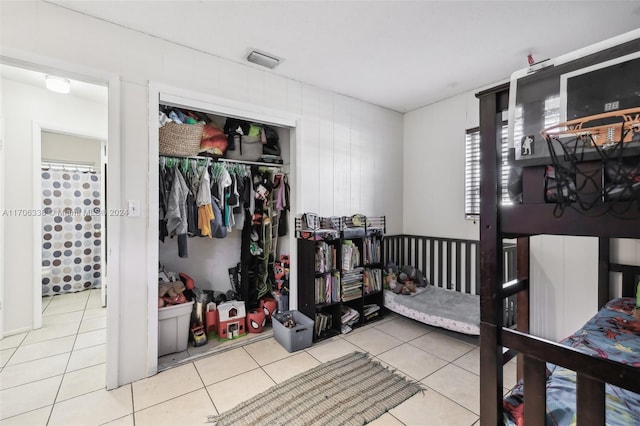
[503,297,640,426]
[381,235,517,336]
[383,287,480,335]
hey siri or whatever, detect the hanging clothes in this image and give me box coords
[165,167,189,258]
[276,174,290,237]
[159,162,175,243]
[196,166,214,238]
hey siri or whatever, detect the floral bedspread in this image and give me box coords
[504,297,640,426]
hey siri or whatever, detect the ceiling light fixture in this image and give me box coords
[45,75,71,94]
[246,49,282,69]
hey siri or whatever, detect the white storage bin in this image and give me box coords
[158,300,194,356]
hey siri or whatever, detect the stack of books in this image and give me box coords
[364,304,381,321]
[341,267,363,301]
[341,305,360,329]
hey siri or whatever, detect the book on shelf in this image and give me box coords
[364,304,381,320]
[332,272,340,303]
[363,236,381,264]
[363,268,382,294]
[314,312,333,337]
[341,305,360,325]
[315,241,335,273]
[315,273,341,304]
[341,240,361,272]
[341,276,363,301]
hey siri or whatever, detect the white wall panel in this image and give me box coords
[0,1,400,386]
[38,2,121,74]
[263,71,289,112]
[403,90,479,240]
[0,1,38,53]
[375,106,403,234]
[286,79,302,115]
[120,30,164,85]
[161,40,196,87]
[317,93,335,214]
[611,238,639,266]
[561,236,598,338]
[118,82,151,383]
[332,97,351,216]
[530,235,565,340]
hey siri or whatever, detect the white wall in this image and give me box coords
[403,90,480,240]
[42,132,102,167]
[1,78,107,333]
[1,1,404,386]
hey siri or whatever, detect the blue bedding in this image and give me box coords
[503,297,640,425]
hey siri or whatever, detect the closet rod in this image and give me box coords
[159,154,284,169]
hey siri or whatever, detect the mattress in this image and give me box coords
[503,297,640,426]
[383,286,480,335]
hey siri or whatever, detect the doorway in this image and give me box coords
[39,131,107,309]
[0,58,121,389]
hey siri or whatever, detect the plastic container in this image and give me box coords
[158,300,194,356]
[272,310,314,352]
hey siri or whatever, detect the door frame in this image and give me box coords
[0,49,121,390]
[147,82,302,376]
[32,123,107,330]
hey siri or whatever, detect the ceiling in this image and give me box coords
[44,1,640,112]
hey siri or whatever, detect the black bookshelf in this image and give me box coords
[296,215,385,341]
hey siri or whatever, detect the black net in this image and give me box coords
[542,108,640,218]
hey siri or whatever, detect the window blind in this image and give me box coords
[464,124,510,218]
[465,97,561,219]
[464,129,481,218]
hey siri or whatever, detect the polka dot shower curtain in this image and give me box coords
[41,168,102,296]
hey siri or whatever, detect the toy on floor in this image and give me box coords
[246,309,266,333]
[216,300,246,340]
[190,324,207,347]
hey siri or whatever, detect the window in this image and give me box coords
[464,124,511,219]
[465,98,559,219]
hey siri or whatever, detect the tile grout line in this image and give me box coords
[421,384,481,418]
[47,292,91,425]
[130,380,136,425]
[192,359,220,416]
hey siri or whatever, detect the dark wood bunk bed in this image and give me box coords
[477,35,640,425]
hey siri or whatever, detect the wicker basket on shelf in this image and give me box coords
[159,122,204,156]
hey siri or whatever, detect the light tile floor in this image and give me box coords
[0,293,518,425]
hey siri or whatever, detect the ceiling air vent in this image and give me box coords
[246,49,282,69]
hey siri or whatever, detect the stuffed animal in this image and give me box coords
[159,280,187,305]
[400,265,428,287]
[385,261,422,294]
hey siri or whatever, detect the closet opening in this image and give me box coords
[148,86,300,374]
